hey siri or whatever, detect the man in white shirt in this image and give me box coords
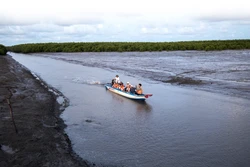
[115,75,120,83]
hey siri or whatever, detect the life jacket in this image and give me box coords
[136,87,143,94]
[113,83,119,88]
[120,85,125,91]
[137,89,142,94]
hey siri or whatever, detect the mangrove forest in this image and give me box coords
[0,44,7,55]
[7,40,250,53]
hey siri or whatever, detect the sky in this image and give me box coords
[0,0,250,46]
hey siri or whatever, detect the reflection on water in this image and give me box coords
[108,90,152,112]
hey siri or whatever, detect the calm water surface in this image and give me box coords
[10,51,250,167]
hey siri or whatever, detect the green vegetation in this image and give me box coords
[0,44,7,55]
[7,40,250,53]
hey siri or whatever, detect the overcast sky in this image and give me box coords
[0,0,250,46]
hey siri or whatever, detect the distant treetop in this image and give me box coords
[6,40,250,53]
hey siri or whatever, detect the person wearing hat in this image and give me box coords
[125,82,131,92]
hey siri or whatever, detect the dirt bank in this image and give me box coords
[0,56,90,167]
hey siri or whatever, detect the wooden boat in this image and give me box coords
[105,83,152,100]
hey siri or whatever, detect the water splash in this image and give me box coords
[71,77,104,85]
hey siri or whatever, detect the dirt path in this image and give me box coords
[0,56,90,167]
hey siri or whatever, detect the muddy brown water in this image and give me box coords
[10,51,250,167]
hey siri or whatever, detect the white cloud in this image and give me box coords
[2,0,249,25]
[0,0,250,45]
[97,24,104,29]
[0,26,25,35]
[177,27,195,35]
[141,27,169,34]
[63,25,98,34]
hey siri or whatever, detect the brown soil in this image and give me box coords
[0,56,90,167]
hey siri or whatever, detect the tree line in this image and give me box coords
[6,40,250,53]
[0,44,7,55]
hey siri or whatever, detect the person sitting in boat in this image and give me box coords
[111,78,115,86]
[125,82,132,92]
[111,75,120,86]
[118,82,125,91]
[115,75,120,84]
[112,82,119,88]
[135,83,143,95]
[130,85,136,94]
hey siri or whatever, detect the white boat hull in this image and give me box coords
[105,84,147,100]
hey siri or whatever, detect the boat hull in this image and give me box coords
[105,84,146,100]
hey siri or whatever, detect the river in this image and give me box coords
[9,51,250,167]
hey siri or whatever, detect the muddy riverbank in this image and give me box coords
[0,56,90,167]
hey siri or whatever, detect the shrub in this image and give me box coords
[0,44,7,55]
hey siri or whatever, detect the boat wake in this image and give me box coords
[71,76,105,85]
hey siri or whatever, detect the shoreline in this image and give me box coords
[0,56,90,166]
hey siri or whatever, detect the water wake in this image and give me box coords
[71,76,105,85]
